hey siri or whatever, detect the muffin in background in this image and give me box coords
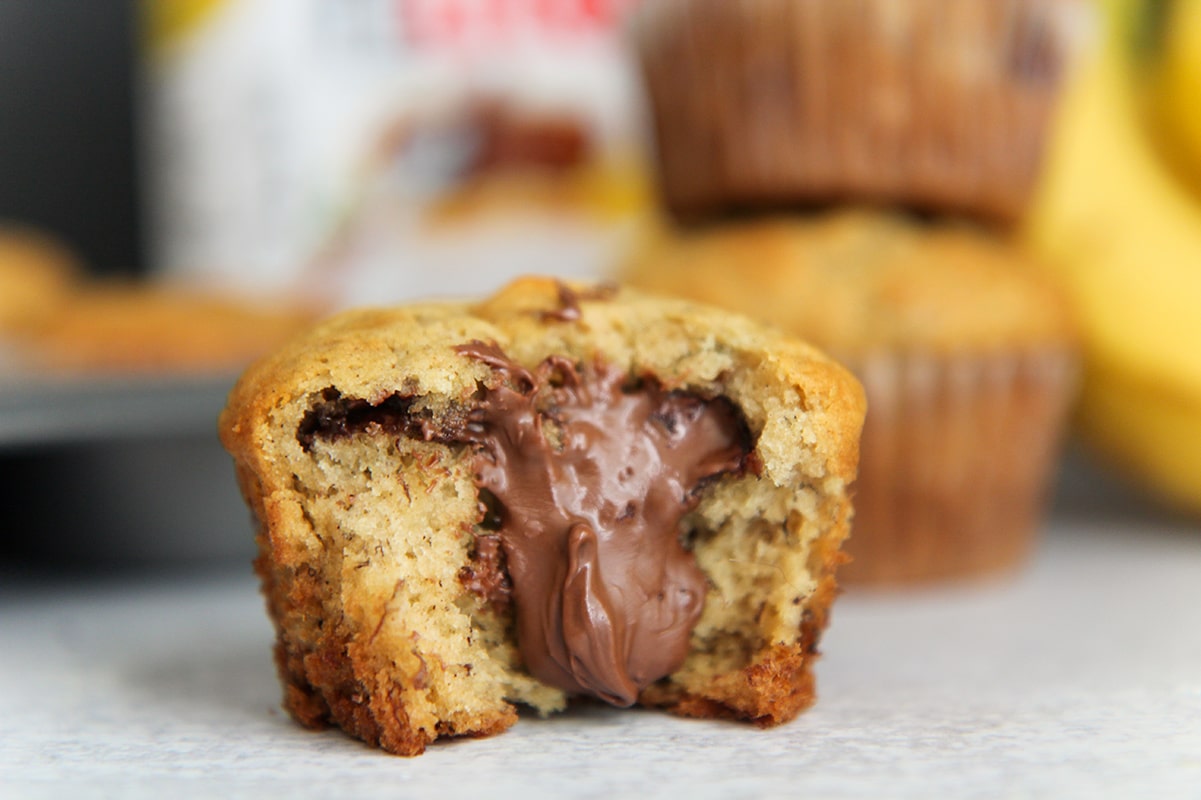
[632,0,1090,225]
[624,209,1078,584]
[0,223,321,377]
[0,226,81,335]
[18,283,320,375]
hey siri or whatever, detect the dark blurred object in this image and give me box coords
[0,436,254,567]
[0,376,254,566]
[0,0,142,275]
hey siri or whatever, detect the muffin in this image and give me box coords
[624,210,1078,584]
[632,0,1090,224]
[19,283,318,375]
[0,226,80,335]
[220,276,864,755]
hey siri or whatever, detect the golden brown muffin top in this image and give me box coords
[623,210,1076,358]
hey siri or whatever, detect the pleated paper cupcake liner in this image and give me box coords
[633,0,1092,224]
[841,348,1078,585]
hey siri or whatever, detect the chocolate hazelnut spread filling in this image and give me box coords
[296,387,464,451]
[454,341,752,706]
[539,281,618,323]
[295,343,753,707]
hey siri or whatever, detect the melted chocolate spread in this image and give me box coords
[455,341,751,706]
[296,387,464,451]
[539,281,618,323]
[296,343,753,707]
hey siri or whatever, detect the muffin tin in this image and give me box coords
[0,373,254,564]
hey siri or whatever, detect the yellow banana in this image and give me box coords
[1139,0,1201,196]
[1024,0,1201,515]
[1079,364,1201,512]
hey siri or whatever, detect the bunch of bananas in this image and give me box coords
[1025,0,1201,515]
[1138,0,1201,194]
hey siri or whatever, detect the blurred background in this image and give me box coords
[0,1,142,274]
[0,0,654,568]
[1,0,1198,574]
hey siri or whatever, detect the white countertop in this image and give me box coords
[2,517,1199,799]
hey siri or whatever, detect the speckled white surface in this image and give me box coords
[2,520,1200,799]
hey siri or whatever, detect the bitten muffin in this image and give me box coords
[624,211,1078,584]
[220,276,864,755]
[632,0,1090,224]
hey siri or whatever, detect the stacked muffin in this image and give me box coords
[624,0,1090,584]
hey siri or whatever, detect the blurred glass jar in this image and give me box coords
[141,0,652,309]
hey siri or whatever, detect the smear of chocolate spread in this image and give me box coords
[454,341,751,706]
